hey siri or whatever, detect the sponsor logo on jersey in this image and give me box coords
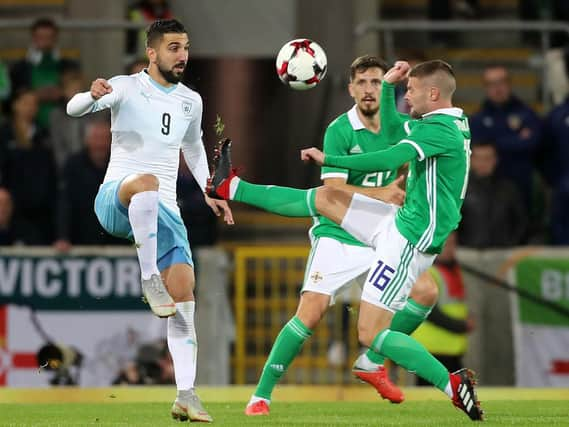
[310,271,323,283]
[349,145,363,154]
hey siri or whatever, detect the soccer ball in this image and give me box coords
[275,38,327,90]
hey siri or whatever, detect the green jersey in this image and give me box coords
[311,106,404,246]
[396,110,470,253]
[324,82,471,254]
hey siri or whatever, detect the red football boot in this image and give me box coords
[244,400,270,416]
[353,365,405,404]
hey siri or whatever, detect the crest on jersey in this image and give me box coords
[182,101,192,116]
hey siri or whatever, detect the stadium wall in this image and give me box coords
[1,245,568,388]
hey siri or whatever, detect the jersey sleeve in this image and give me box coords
[181,96,208,191]
[66,76,127,117]
[324,142,417,172]
[320,122,349,181]
[91,76,127,112]
[398,120,454,160]
[381,81,409,144]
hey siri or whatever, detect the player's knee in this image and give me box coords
[134,174,159,191]
[314,186,330,214]
[296,292,329,329]
[315,186,351,223]
[410,272,439,306]
[120,174,160,204]
[316,186,344,205]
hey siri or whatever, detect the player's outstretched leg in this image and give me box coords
[207,137,236,199]
[449,368,484,421]
[207,138,317,217]
[171,388,213,422]
[368,328,483,421]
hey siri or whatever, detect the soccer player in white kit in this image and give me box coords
[66,19,232,422]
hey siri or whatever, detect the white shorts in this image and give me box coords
[301,237,376,304]
[341,194,437,312]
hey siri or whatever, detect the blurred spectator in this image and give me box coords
[127,0,174,57]
[413,232,472,383]
[126,58,147,75]
[458,141,528,248]
[114,339,174,385]
[9,17,80,129]
[549,176,569,244]
[113,361,145,385]
[49,73,87,172]
[177,153,217,249]
[542,96,569,244]
[542,94,569,189]
[55,116,124,249]
[470,65,542,212]
[0,90,57,244]
[0,59,10,117]
[0,187,14,245]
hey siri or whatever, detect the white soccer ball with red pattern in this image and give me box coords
[276,38,327,90]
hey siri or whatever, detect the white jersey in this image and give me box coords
[67,70,208,214]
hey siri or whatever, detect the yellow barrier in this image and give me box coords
[233,246,363,385]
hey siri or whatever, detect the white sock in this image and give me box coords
[353,353,380,371]
[248,395,270,406]
[167,301,197,390]
[128,191,160,280]
[444,380,453,398]
[229,177,241,199]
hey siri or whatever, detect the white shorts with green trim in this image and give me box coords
[301,237,375,304]
[340,194,436,312]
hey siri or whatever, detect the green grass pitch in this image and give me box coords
[0,387,568,426]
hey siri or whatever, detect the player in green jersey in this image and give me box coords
[209,60,483,421]
[241,56,440,415]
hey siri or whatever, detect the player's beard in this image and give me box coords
[410,109,422,119]
[360,105,379,117]
[158,62,186,84]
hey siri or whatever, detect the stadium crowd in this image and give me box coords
[0,16,216,251]
[0,15,567,250]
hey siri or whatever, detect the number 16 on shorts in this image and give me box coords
[368,260,395,291]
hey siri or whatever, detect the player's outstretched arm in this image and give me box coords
[66,78,113,117]
[301,143,417,173]
[380,61,411,141]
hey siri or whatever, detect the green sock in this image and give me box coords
[364,298,433,365]
[254,316,313,400]
[234,180,317,217]
[371,329,449,391]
